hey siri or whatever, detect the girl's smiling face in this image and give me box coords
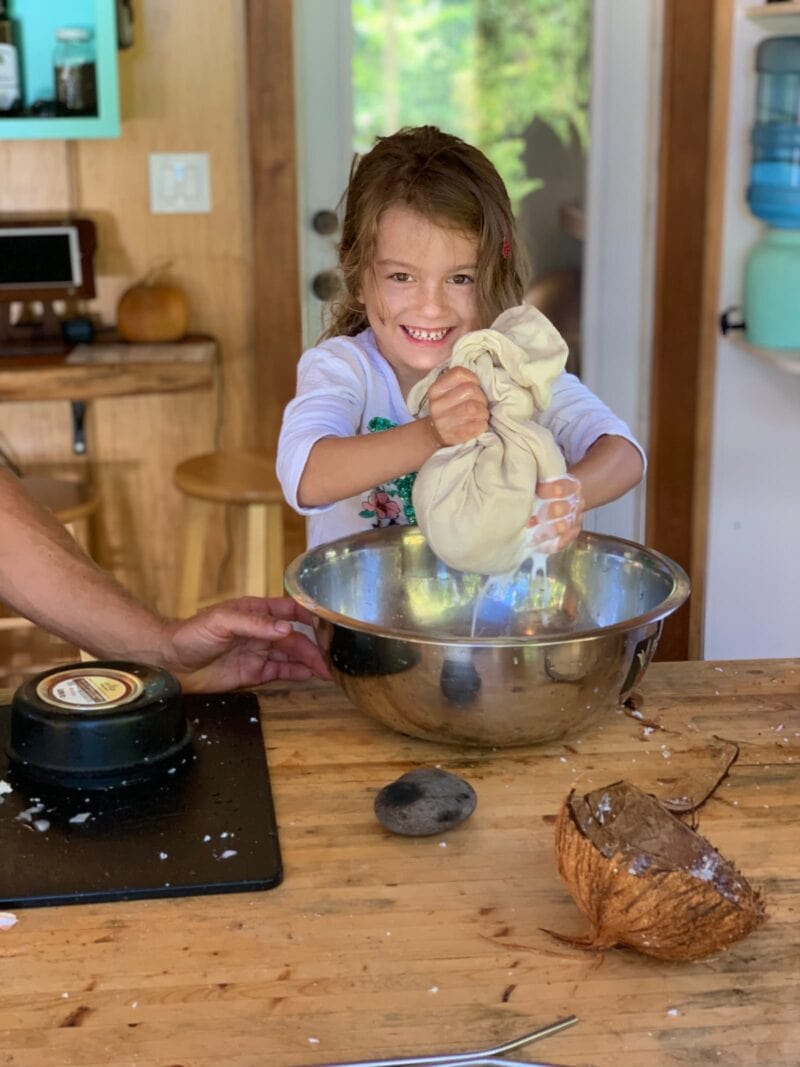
[358,205,482,396]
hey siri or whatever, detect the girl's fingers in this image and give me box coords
[429,380,490,445]
[431,388,487,419]
[429,366,481,396]
[537,473,582,500]
[535,498,572,522]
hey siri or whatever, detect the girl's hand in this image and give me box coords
[427,367,490,447]
[526,473,585,553]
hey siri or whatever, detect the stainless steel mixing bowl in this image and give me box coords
[285,527,690,747]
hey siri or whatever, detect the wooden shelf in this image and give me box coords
[0,337,217,401]
[729,334,800,373]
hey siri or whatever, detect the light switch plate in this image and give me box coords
[149,152,212,214]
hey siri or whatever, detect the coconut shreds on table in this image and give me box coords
[550,780,766,961]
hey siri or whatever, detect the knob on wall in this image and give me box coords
[312,209,339,235]
[310,209,340,300]
[311,270,342,301]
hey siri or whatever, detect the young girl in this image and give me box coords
[277,126,645,552]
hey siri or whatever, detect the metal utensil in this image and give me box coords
[303,1014,578,1067]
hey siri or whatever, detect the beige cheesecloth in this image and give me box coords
[406,304,568,575]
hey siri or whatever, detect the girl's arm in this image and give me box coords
[298,420,438,507]
[567,433,644,510]
[529,371,647,550]
[298,367,488,507]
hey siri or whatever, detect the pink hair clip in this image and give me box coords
[501,236,511,259]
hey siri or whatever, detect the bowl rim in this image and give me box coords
[284,527,690,647]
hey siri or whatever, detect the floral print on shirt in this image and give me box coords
[359,416,418,528]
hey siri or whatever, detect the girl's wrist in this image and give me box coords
[424,416,446,450]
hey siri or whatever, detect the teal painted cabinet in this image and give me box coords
[0,0,119,139]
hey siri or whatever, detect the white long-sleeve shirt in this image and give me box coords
[277,327,646,550]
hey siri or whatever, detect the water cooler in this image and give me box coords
[744,36,800,350]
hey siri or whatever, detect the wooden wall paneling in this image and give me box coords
[0,402,78,471]
[86,384,219,613]
[646,0,716,661]
[246,0,307,567]
[246,0,302,454]
[74,1,257,606]
[690,0,734,659]
[75,0,256,450]
[0,143,71,212]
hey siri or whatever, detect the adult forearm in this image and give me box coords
[567,435,645,512]
[0,471,169,661]
[297,419,439,507]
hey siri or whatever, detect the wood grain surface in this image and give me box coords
[0,339,216,402]
[0,658,797,1067]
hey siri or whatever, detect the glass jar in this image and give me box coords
[53,27,97,117]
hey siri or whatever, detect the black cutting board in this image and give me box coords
[0,691,282,908]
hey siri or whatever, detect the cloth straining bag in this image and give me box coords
[406,304,568,575]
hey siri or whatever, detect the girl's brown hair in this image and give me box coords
[321,126,528,340]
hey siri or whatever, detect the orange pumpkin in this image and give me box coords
[117,268,189,343]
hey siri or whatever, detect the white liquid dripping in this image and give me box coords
[470,552,550,638]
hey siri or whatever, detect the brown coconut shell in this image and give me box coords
[657,738,739,816]
[553,780,766,960]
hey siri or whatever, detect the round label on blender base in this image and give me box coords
[36,668,145,710]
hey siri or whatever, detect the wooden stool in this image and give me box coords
[173,450,285,617]
[21,474,100,526]
[0,474,100,634]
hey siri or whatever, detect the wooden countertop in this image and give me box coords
[0,658,797,1067]
[0,336,217,401]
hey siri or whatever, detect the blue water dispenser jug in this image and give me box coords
[744,36,800,349]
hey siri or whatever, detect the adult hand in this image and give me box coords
[427,367,489,447]
[159,596,330,694]
[526,473,585,553]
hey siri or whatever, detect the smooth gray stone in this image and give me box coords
[374,768,477,836]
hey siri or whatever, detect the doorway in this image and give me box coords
[252,1,725,661]
[294,0,589,371]
[289,0,662,545]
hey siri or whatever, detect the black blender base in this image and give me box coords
[0,692,282,908]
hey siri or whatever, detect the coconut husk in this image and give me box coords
[551,781,766,960]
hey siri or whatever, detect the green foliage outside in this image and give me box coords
[351,0,590,214]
